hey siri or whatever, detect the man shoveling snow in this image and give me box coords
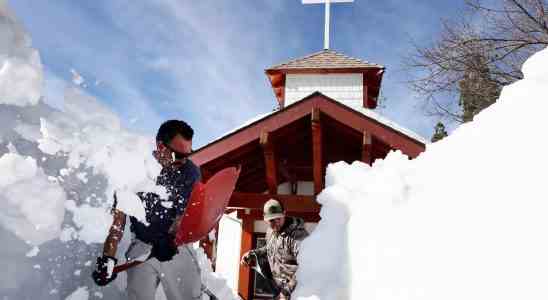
[92,120,203,299]
[241,199,309,300]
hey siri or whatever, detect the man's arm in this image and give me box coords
[92,208,126,286]
[103,209,126,257]
[290,227,309,258]
[252,244,268,257]
[241,229,271,266]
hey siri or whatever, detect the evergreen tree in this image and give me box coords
[458,53,501,122]
[431,121,448,142]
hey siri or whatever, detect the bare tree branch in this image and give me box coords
[404,0,548,123]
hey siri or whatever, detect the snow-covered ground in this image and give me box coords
[294,48,548,299]
[0,2,236,299]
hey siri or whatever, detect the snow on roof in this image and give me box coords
[346,104,429,145]
[217,110,277,139]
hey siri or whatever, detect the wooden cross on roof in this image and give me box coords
[302,0,354,50]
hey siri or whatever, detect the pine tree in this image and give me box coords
[458,53,501,122]
[431,121,448,142]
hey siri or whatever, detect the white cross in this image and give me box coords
[302,0,354,50]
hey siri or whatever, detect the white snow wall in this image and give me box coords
[294,47,548,300]
[0,2,238,299]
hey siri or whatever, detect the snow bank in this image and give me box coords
[34,87,159,242]
[65,286,89,300]
[0,3,235,300]
[295,48,548,299]
[64,200,113,244]
[193,245,240,300]
[0,0,42,106]
[0,152,65,245]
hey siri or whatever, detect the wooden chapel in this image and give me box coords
[189,49,427,299]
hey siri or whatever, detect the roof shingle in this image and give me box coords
[266,49,384,71]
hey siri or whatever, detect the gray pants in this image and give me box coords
[126,239,202,300]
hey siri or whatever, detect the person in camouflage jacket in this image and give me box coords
[241,199,309,300]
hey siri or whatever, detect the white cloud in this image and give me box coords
[99,0,287,144]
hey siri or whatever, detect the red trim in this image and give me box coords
[191,93,425,166]
[363,72,378,109]
[363,79,369,109]
[238,217,254,300]
[311,108,323,195]
[265,67,385,108]
[362,130,373,165]
[237,209,321,223]
[260,131,278,194]
[228,192,321,213]
[266,72,286,108]
[266,67,384,75]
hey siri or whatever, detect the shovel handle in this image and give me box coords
[112,260,144,274]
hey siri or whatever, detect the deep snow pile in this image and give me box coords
[294,48,548,300]
[0,0,42,107]
[0,2,236,299]
[0,153,66,245]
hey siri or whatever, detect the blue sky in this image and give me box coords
[11,0,466,147]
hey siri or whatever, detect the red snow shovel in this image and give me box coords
[113,166,241,274]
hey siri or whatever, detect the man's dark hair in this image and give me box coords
[156,120,194,144]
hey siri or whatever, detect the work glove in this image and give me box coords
[240,250,256,266]
[151,234,178,262]
[92,255,118,286]
[277,291,291,300]
[280,287,292,299]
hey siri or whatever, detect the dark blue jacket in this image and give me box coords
[130,159,201,244]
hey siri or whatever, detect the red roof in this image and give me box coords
[191,92,424,168]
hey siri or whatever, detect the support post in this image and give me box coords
[260,131,278,194]
[311,108,323,195]
[362,130,373,165]
[238,217,254,300]
[363,75,369,108]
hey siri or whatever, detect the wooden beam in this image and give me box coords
[228,192,321,213]
[363,72,378,109]
[363,75,369,109]
[238,217,254,300]
[191,94,425,166]
[202,142,262,172]
[311,108,323,195]
[280,75,286,109]
[237,209,321,223]
[260,131,278,194]
[362,130,373,165]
